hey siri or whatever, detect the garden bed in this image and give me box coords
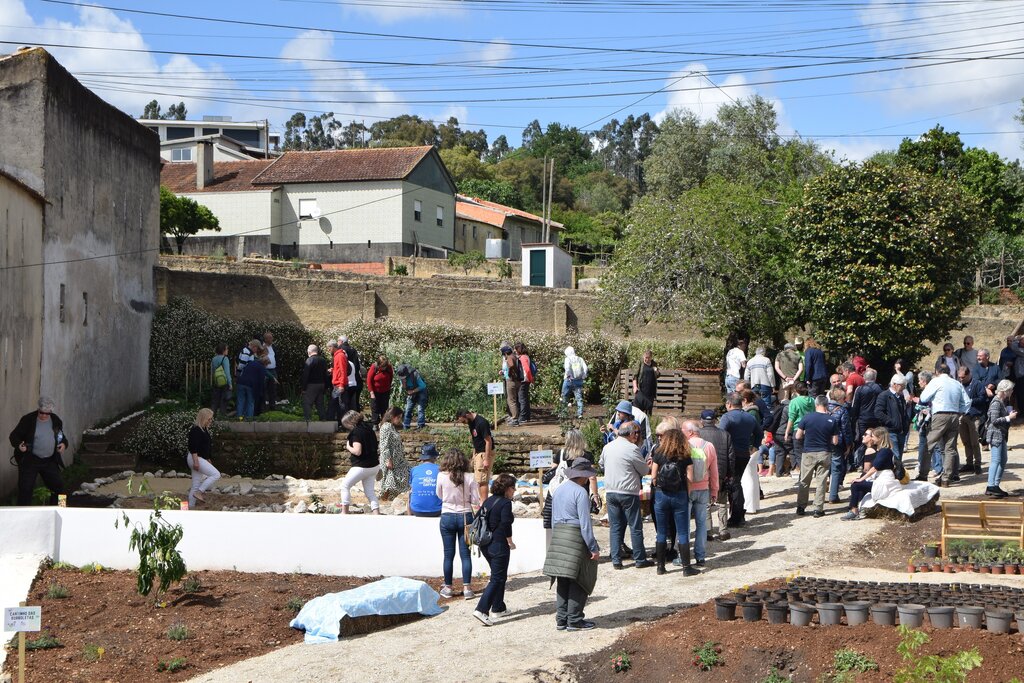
[3,566,469,682]
[568,581,1024,682]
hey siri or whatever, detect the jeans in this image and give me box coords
[476,540,510,615]
[16,455,62,505]
[758,444,775,467]
[797,450,830,512]
[332,387,349,426]
[555,576,589,628]
[606,492,646,563]
[829,450,846,501]
[340,466,381,510]
[518,382,532,421]
[689,488,710,561]
[561,378,584,417]
[653,487,690,545]
[301,383,325,421]
[850,479,872,510]
[887,430,905,463]
[755,384,774,409]
[403,388,428,429]
[989,441,1008,487]
[440,512,473,586]
[236,385,255,418]
[725,376,739,394]
[188,456,221,508]
[211,385,231,417]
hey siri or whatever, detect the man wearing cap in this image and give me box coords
[599,421,653,569]
[957,366,987,475]
[456,408,494,501]
[775,342,804,402]
[917,367,970,486]
[602,400,635,444]
[874,374,909,462]
[544,459,601,631]
[724,339,748,395]
[9,397,69,506]
[698,409,733,541]
[396,364,428,430]
[717,393,759,527]
[408,444,443,517]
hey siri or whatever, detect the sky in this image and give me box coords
[3,0,1023,162]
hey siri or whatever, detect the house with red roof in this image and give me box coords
[160,142,456,262]
[455,195,563,260]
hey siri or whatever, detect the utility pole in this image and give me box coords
[545,160,555,243]
[264,119,269,159]
[540,154,547,245]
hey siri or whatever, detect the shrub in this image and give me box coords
[286,597,305,613]
[120,408,221,468]
[116,480,187,603]
[156,657,187,673]
[25,633,61,650]
[181,575,203,594]
[167,621,189,641]
[391,264,408,276]
[82,644,105,662]
[691,642,724,672]
[611,650,631,673]
[285,437,331,479]
[45,582,69,599]
[233,443,274,478]
[894,625,981,683]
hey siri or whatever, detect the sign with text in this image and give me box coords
[529,450,554,469]
[4,607,40,633]
[487,382,504,396]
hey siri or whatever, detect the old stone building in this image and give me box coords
[0,48,160,499]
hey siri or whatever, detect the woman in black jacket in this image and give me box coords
[473,473,517,626]
[8,396,68,505]
[187,408,221,508]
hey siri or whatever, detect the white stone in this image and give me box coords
[154,470,164,478]
[143,472,154,478]
[165,470,177,478]
[272,504,283,513]
[239,482,254,495]
[512,501,529,516]
[390,499,408,515]
[81,483,97,492]
[294,501,308,514]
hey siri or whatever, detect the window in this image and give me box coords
[414,200,422,222]
[171,148,192,162]
[461,223,466,237]
[472,225,477,239]
[166,126,194,141]
[436,206,444,227]
[202,127,220,136]
[227,128,260,147]
[298,198,318,220]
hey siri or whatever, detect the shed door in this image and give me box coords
[529,249,547,287]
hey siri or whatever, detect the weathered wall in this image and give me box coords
[156,256,704,341]
[389,255,523,281]
[0,48,159,496]
[0,174,44,497]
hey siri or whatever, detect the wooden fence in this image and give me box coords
[617,369,722,416]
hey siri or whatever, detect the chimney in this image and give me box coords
[196,141,214,190]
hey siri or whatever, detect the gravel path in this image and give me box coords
[186,430,1021,683]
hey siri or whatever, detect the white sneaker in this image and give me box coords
[490,609,509,618]
[439,586,453,599]
[473,611,492,626]
[463,587,475,600]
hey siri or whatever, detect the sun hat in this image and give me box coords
[420,443,439,460]
[615,399,633,414]
[566,460,598,480]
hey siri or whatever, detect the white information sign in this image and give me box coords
[3,607,40,633]
[529,450,554,469]
[487,382,504,396]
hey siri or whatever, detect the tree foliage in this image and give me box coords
[141,100,187,120]
[790,162,986,364]
[458,178,523,208]
[160,186,220,254]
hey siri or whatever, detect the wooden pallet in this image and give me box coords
[618,369,722,416]
[940,500,1024,557]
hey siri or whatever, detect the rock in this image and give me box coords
[143,472,154,479]
[270,474,284,480]
[285,475,296,482]
[512,501,529,516]
[165,470,177,478]
[519,494,539,505]
[154,470,164,478]
[81,483,97,492]
[526,503,541,515]
[239,482,254,495]
[294,501,308,514]
[390,499,408,515]
[272,504,283,513]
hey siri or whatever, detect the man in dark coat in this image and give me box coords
[8,396,69,505]
[850,368,883,467]
[698,409,734,541]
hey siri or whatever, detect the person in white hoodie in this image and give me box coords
[561,347,589,418]
[744,346,777,409]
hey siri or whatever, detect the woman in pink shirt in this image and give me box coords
[435,448,480,599]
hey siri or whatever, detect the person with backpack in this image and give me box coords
[682,420,718,570]
[651,429,696,576]
[396,363,428,430]
[514,342,534,423]
[827,388,854,504]
[210,343,233,417]
[561,347,588,419]
[501,347,523,426]
[472,473,517,627]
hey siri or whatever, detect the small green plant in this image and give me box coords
[82,643,105,662]
[692,641,724,672]
[31,486,51,505]
[286,597,305,614]
[25,633,62,650]
[825,648,878,682]
[167,621,189,641]
[611,650,631,673]
[894,625,982,683]
[181,575,203,594]
[115,478,187,604]
[80,562,106,574]
[50,561,78,570]
[496,258,513,280]
[391,264,408,276]
[45,582,69,599]
[156,656,187,673]
[763,668,789,683]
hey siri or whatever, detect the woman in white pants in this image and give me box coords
[340,410,381,514]
[187,408,221,508]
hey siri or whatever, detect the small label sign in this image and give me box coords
[529,450,554,469]
[4,607,41,633]
[486,382,504,396]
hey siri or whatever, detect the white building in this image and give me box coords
[140,116,279,163]
[160,143,456,262]
[455,195,562,261]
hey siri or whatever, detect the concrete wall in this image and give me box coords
[156,257,704,341]
[181,188,277,239]
[0,174,44,497]
[0,507,546,577]
[0,48,159,492]
[389,255,522,282]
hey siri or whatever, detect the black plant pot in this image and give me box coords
[714,599,737,621]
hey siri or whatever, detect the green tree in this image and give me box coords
[457,178,523,208]
[790,162,986,364]
[165,102,187,120]
[142,99,161,119]
[160,186,221,254]
[487,134,512,163]
[519,120,597,178]
[369,114,439,147]
[601,178,801,342]
[572,170,630,213]
[556,209,622,262]
[594,113,659,191]
[440,145,492,184]
[141,100,187,121]
[492,156,573,212]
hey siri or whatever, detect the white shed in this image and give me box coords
[521,243,572,288]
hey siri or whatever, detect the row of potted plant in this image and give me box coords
[909,541,1024,575]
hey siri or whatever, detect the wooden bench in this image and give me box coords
[940,500,1024,557]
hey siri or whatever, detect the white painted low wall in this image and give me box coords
[0,508,546,578]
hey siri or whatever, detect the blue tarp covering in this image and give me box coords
[289,576,443,643]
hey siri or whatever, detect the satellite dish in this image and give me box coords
[310,206,322,219]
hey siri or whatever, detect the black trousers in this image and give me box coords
[517,382,532,421]
[264,373,278,411]
[370,392,390,425]
[728,454,750,525]
[301,383,325,421]
[17,456,63,505]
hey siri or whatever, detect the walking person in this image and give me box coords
[408,444,443,517]
[543,459,601,631]
[263,331,278,412]
[515,342,534,423]
[436,448,480,599]
[986,380,1017,497]
[396,364,428,430]
[331,342,350,428]
[725,338,748,394]
[651,429,696,576]
[378,406,411,501]
[456,408,494,502]
[784,382,816,478]
[698,409,733,541]
[366,355,394,427]
[795,396,839,518]
[210,343,233,417]
[339,411,381,514]
[633,349,660,408]
[957,366,988,475]
[186,408,221,508]
[9,396,68,506]
[599,421,653,569]
[473,474,517,626]
[682,420,718,568]
[561,347,588,418]
[501,346,523,426]
[299,344,328,421]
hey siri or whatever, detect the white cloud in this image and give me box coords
[820,137,890,163]
[657,62,762,123]
[340,0,464,24]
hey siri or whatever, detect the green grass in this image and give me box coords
[79,562,106,574]
[50,561,78,570]
[25,633,62,650]
[82,643,104,662]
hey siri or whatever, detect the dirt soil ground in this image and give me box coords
[2,567,474,683]
[570,586,1024,682]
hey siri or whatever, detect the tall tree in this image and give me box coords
[369,115,439,147]
[594,113,658,192]
[458,178,523,208]
[440,146,492,184]
[165,102,187,120]
[487,134,512,163]
[142,99,162,119]
[160,187,220,254]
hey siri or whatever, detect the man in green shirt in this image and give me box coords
[784,382,815,477]
[775,342,804,401]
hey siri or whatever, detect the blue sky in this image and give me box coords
[4,0,1023,161]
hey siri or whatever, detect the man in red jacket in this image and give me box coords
[331,343,349,429]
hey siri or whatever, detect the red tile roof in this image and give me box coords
[252,146,434,185]
[160,160,275,194]
[456,201,508,230]
[456,195,563,230]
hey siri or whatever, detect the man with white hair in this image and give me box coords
[744,346,776,409]
[561,347,588,418]
[339,335,362,412]
[682,420,719,570]
[263,331,278,411]
[300,344,328,421]
[917,368,970,487]
[9,397,69,505]
[874,374,909,462]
